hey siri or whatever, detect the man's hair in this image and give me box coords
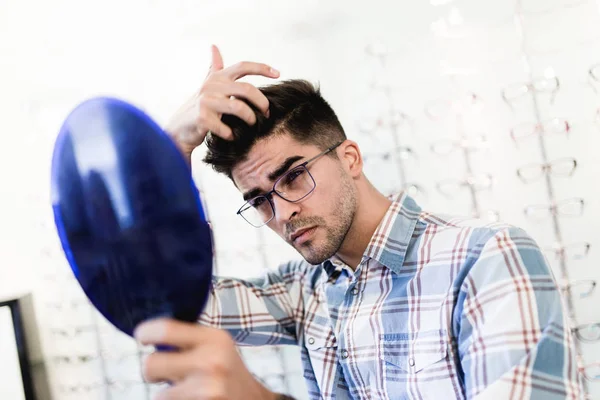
[203,79,346,180]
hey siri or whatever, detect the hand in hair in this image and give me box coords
[165,45,280,160]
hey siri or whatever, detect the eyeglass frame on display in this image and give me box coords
[523,197,585,220]
[51,349,147,365]
[430,134,489,156]
[362,146,417,163]
[424,92,484,121]
[236,141,344,228]
[572,322,600,343]
[544,241,591,261]
[435,174,494,197]
[509,118,570,144]
[516,157,577,183]
[356,110,411,136]
[560,279,597,298]
[45,298,91,312]
[501,76,560,109]
[50,325,97,338]
[587,63,600,94]
[58,379,147,394]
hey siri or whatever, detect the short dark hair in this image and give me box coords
[203,79,346,180]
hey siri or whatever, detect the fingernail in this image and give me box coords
[134,320,164,342]
[270,67,279,76]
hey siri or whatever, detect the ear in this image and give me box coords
[338,140,363,178]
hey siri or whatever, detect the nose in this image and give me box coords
[270,194,301,224]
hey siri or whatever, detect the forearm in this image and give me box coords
[164,127,194,166]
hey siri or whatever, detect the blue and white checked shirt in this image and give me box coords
[199,192,586,399]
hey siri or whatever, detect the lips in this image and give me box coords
[290,226,316,243]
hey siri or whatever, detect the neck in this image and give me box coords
[334,182,392,270]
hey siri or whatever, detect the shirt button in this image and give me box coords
[307,337,315,345]
[408,358,415,367]
[341,350,349,359]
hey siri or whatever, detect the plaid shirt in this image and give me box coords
[199,192,586,399]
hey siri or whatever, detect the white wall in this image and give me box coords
[1,0,599,398]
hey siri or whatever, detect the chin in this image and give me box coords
[302,254,328,266]
[298,242,338,265]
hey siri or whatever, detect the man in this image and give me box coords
[134,45,585,399]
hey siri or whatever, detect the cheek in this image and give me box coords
[313,172,340,199]
[303,177,340,215]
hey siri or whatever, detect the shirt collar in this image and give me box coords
[323,191,421,277]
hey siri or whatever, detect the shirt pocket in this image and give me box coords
[302,326,338,395]
[378,329,448,373]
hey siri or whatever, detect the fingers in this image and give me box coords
[196,115,233,141]
[153,377,207,400]
[154,383,191,400]
[200,95,258,127]
[203,82,270,117]
[154,376,227,400]
[177,115,232,143]
[143,351,191,384]
[209,44,224,73]
[223,61,280,81]
[194,46,279,144]
[134,318,201,349]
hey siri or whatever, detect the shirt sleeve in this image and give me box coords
[455,226,586,400]
[198,259,309,347]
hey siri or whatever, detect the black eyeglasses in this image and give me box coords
[236,141,344,227]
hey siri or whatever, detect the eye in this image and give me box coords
[249,196,266,208]
[284,168,305,184]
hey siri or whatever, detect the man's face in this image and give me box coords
[231,134,357,264]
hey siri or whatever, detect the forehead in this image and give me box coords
[231,134,318,194]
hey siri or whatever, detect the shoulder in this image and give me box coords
[417,209,536,250]
[415,210,548,275]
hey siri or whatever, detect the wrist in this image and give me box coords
[166,132,194,164]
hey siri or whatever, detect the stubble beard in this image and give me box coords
[297,175,357,265]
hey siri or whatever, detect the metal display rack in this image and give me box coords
[359,43,423,201]
[424,91,500,222]
[506,3,598,396]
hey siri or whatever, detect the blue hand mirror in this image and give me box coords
[50,97,213,337]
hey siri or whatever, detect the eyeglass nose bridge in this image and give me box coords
[259,183,312,225]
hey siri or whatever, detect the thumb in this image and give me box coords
[209,44,224,72]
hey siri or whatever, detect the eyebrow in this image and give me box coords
[242,155,305,201]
